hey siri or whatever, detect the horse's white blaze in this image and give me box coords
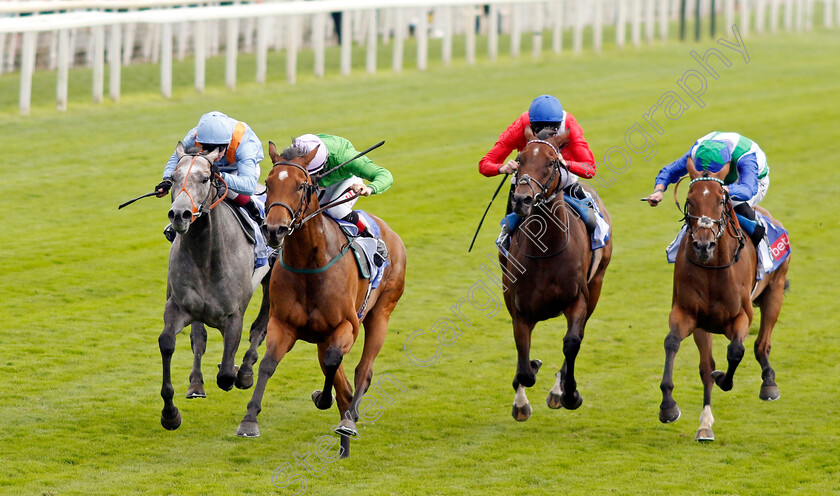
[703,186,710,196]
[277,171,289,181]
[514,385,529,407]
[698,404,714,430]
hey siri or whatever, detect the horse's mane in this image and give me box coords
[280,141,309,161]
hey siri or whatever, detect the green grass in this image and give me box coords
[1,25,839,496]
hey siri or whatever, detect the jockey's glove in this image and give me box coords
[155,178,173,197]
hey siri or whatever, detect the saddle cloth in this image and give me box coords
[665,212,790,281]
[223,196,269,269]
[329,211,389,290]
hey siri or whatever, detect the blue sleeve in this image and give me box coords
[163,128,198,179]
[654,150,690,190]
[728,153,759,201]
[221,131,264,195]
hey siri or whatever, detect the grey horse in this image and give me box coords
[159,142,271,430]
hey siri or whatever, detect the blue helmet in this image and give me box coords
[528,95,564,124]
[195,111,233,145]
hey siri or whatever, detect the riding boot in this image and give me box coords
[496,213,521,251]
[163,224,176,242]
[563,184,596,233]
[734,203,766,246]
[243,198,264,224]
[342,211,372,237]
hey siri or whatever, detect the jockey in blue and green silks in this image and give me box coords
[645,131,771,245]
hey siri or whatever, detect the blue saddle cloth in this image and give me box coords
[329,211,389,290]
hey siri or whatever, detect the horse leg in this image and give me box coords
[346,312,389,424]
[236,318,297,438]
[332,363,355,459]
[312,343,342,410]
[754,276,785,401]
[236,282,270,390]
[511,315,539,422]
[712,311,749,392]
[216,313,245,391]
[159,299,191,430]
[555,296,588,410]
[186,322,208,399]
[693,331,716,441]
[659,306,695,424]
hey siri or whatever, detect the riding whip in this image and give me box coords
[314,140,385,181]
[468,173,510,253]
[118,191,159,209]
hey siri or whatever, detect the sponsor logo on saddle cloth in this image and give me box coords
[330,210,390,289]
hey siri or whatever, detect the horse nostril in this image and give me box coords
[180,211,192,221]
[168,210,175,222]
[522,196,533,206]
[708,242,716,251]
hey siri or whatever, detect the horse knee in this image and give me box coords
[159,333,176,357]
[324,347,344,369]
[664,333,681,353]
[727,341,745,362]
[563,335,582,356]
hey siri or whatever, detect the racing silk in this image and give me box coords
[654,131,769,201]
[163,118,264,195]
[316,134,393,195]
[479,111,596,179]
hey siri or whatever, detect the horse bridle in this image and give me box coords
[176,153,228,223]
[265,160,318,237]
[683,176,745,268]
[515,139,568,208]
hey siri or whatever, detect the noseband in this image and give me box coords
[266,160,318,236]
[515,140,567,208]
[176,154,228,223]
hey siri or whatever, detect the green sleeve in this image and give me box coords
[317,134,393,194]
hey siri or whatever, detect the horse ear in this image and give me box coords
[204,147,225,164]
[686,156,701,179]
[301,144,320,166]
[550,128,570,149]
[524,125,536,142]
[268,141,279,163]
[176,141,185,160]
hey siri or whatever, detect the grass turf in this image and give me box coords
[1,23,839,496]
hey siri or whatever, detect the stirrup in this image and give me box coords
[495,228,511,250]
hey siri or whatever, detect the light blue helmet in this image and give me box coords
[195,111,233,145]
[528,95,564,124]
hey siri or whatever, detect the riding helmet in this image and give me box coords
[195,111,234,145]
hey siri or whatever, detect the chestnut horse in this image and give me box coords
[658,159,790,441]
[502,129,612,421]
[236,141,406,459]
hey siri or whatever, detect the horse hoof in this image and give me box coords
[546,391,563,409]
[161,410,182,430]
[511,403,532,422]
[334,418,358,437]
[312,390,335,410]
[695,427,715,442]
[234,371,254,390]
[659,404,681,424]
[560,391,582,410]
[236,420,260,438]
[711,370,732,391]
[531,359,542,374]
[185,384,206,399]
[760,385,780,401]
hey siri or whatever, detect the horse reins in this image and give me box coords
[177,154,229,223]
[683,176,746,269]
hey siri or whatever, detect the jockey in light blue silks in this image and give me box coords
[645,131,772,269]
[156,111,270,268]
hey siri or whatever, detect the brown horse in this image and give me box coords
[235,141,406,458]
[502,129,612,421]
[658,158,790,441]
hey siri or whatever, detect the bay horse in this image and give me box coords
[235,141,406,459]
[159,142,271,430]
[502,128,612,421]
[658,158,790,441]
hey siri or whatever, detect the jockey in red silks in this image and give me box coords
[479,95,602,250]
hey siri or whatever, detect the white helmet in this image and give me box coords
[292,134,328,173]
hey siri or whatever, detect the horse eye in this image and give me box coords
[202,177,210,183]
